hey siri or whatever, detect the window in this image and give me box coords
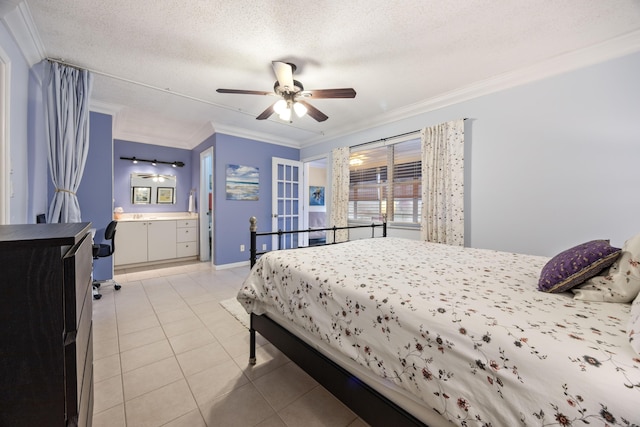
[349,138,421,224]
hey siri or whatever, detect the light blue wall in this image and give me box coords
[113,139,192,213]
[1,20,29,224]
[192,133,299,266]
[7,7,640,262]
[80,112,113,280]
[302,52,640,257]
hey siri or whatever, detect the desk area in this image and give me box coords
[114,212,198,268]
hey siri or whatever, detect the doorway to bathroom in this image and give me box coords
[199,147,213,263]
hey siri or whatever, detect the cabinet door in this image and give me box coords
[147,221,177,261]
[114,222,148,265]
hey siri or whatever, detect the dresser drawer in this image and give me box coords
[64,233,93,331]
[77,329,93,427]
[177,219,197,228]
[177,227,197,243]
[177,241,198,257]
[76,285,92,391]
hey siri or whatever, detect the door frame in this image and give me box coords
[302,156,328,246]
[271,157,303,249]
[0,45,10,225]
[199,147,214,263]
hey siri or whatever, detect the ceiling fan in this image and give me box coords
[216,61,356,122]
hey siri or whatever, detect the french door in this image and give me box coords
[272,158,303,249]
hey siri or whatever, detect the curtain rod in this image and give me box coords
[46,58,87,72]
[44,58,322,134]
[46,57,242,110]
[350,118,468,149]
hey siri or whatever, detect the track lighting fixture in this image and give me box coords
[120,156,185,167]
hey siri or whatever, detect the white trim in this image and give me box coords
[90,99,122,116]
[113,128,194,149]
[1,2,45,66]
[212,123,302,149]
[187,121,215,148]
[272,157,304,249]
[199,147,214,263]
[304,29,640,149]
[0,44,11,224]
[213,260,249,270]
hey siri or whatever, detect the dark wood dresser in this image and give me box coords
[0,222,94,427]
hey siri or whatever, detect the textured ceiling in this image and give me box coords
[10,0,640,149]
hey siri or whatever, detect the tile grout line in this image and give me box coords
[97,262,315,427]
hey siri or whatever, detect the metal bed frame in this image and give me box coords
[246,217,426,426]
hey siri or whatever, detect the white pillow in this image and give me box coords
[573,232,640,303]
[629,294,640,356]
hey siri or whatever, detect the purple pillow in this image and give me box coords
[538,240,621,293]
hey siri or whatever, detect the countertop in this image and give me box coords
[115,212,198,222]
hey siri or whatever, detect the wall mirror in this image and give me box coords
[130,173,177,204]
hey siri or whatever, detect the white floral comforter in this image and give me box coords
[238,238,640,426]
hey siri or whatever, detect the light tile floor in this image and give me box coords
[92,260,369,427]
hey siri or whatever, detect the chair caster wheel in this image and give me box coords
[114,284,121,290]
[93,293,102,300]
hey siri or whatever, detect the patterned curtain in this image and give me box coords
[421,119,465,245]
[329,147,350,243]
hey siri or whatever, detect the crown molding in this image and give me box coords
[211,123,302,149]
[112,127,193,150]
[186,121,215,147]
[2,1,45,66]
[304,29,640,149]
[90,99,123,116]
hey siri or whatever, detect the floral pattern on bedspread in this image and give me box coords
[238,238,640,426]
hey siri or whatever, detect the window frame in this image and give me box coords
[348,134,421,227]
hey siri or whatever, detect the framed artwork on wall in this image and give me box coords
[157,187,174,204]
[310,186,325,206]
[132,186,151,204]
[226,164,259,201]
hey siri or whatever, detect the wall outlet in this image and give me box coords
[240,244,245,252]
[262,243,267,250]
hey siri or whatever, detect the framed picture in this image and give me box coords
[157,187,174,204]
[226,164,259,201]
[309,186,325,206]
[132,186,151,204]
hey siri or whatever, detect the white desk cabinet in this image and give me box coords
[115,218,197,267]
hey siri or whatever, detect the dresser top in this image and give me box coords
[0,223,91,248]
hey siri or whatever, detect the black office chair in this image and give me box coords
[92,220,121,300]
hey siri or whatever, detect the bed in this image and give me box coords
[238,224,640,426]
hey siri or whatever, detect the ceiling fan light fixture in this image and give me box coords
[293,101,307,118]
[279,108,292,121]
[217,61,356,122]
[273,99,287,114]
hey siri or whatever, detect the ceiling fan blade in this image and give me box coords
[272,61,295,92]
[256,103,275,120]
[305,88,356,98]
[297,100,328,122]
[216,88,273,96]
